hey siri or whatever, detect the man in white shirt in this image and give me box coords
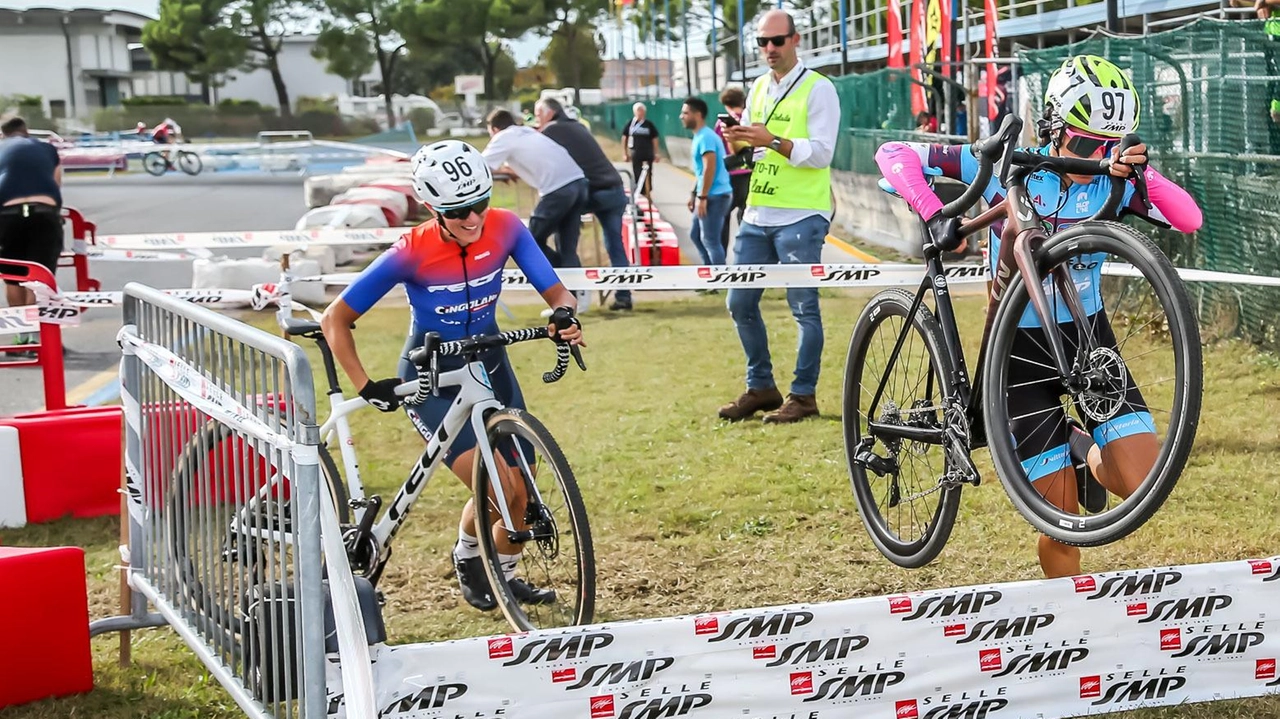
[719,9,840,424]
[482,110,588,269]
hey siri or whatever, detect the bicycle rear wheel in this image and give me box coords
[142,151,167,176]
[843,288,962,568]
[983,221,1201,546]
[473,408,595,631]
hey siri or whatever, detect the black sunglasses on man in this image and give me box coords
[755,34,791,47]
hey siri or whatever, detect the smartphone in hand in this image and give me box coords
[717,113,739,128]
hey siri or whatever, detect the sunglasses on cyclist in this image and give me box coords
[1062,128,1117,159]
[755,34,792,47]
[439,197,490,221]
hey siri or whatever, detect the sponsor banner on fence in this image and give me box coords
[323,556,1280,718]
[96,227,406,250]
[297,264,994,291]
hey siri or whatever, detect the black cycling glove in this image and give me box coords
[926,212,964,252]
[548,306,581,340]
[359,378,402,412]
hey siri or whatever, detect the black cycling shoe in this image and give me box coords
[453,553,498,611]
[509,577,557,606]
[1067,418,1108,514]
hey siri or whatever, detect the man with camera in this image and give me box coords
[718,9,840,425]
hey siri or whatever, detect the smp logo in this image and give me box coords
[702,611,813,643]
[759,635,870,667]
[602,694,712,719]
[586,269,653,285]
[556,658,675,691]
[988,648,1090,678]
[1169,631,1265,659]
[696,267,767,284]
[797,671,906,703]
[890,590,1003,621]
[1134,595,1233,624]
[491,632,613,666]
[897,698,1009,719]
[817,268,882,284]
[381,683,466,714]
[948,615,1056,644]
[1074,570,1182,600]
[1247,558,1280,582]
[1082,675,1188,706]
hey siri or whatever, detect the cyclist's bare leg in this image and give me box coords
[1033,468,1082,578]
[450,448,529,555]
[1089,432,1156,500]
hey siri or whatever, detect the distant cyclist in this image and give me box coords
[150,118,181,162]
[319,139,585,611]
[875,55,1203,579]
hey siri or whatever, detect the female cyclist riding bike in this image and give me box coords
[319,139,585,612]
[875,55,1203,579]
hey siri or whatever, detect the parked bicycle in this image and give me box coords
[843,115,1202,567]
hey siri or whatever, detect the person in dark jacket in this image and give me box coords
[0,116,63,353]
[535,97,634,311]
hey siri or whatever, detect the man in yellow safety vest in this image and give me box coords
[719,9,840,424]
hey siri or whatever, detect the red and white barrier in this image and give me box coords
[324,555,1280,719]
[0,546,94,709]
[0,407,122,528]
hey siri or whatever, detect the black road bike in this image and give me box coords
[843,115,1202,567]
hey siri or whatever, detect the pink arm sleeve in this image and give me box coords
[875,143,945,220]
[1141,166,1203,234]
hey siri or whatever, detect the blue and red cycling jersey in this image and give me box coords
[338,208,562,340]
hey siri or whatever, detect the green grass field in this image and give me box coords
[4,293,1280,717]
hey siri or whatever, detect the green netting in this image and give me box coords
[1019,18,1280,349]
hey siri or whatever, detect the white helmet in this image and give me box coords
[410,140,492,210]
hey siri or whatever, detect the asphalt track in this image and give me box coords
[0,173,308,416]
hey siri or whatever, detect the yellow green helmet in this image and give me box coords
[1043,55,1140,138]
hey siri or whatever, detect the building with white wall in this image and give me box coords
[0,0,385,122]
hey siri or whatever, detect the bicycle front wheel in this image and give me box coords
[983,221,1201,546]
[178,151,203,176]
[843,288,962,568]
[473,408,595,631]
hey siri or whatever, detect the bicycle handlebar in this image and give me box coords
[406,319,586,406]
[940,114,1150,224]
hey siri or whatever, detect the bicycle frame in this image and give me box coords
[316,358,546,571]
[863,164,1101,457]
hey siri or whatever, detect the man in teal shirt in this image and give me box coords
[681,97,732,266]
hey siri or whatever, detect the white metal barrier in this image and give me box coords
[89,282,375,718]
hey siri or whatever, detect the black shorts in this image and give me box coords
[0,204,63,286]
[1006,312,1153,481]
[397,331,528,469]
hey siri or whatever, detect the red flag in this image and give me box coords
[939,0,952,78]
[984,0,999,120]
[909,0,926,115]
[886,0,905,68]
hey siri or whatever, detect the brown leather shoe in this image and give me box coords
[718,387,784,421]
[762,394,819,424]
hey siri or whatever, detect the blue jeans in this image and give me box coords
[528,178,589,268]
[586,184,631,301]
[690,193,731,266]
[726,215,830,396]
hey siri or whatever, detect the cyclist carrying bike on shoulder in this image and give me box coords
[320,139,585,611]
[874,55,1202,579]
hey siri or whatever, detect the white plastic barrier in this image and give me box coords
[324,555,1280,718]
[192,257,326,305]
[332,187,409,226]
[262,245,338,275]
[306,167,412,207]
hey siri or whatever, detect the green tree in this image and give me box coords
[312,0,408,127]
[143,0,311,116]
[391,46,484,98]
[542,19,606,105]
[400,0,546,110]
[142,0,245,104]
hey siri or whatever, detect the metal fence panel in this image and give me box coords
[104,282,328,718]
